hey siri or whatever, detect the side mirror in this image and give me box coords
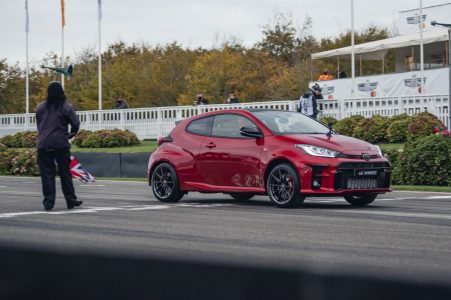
[240,126,263,138]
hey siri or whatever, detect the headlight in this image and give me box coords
[296,144,339,158]
[374,145,382,156]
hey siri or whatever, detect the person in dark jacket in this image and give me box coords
[35,81,83,211]
[298,83,323,119]
[114,97,129,109]
[337,66,347,79]
[226,93,240,104]
[193,93,209,105]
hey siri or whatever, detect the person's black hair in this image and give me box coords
[46,81,66,108]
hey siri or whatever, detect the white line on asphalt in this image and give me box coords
[0,203,231,219]
[78,184,106,187]
[0,186,7,188]
[178,203,231,208]
[127,205,170,210]
[335,209,451,220]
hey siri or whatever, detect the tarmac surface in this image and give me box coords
[1,176,451,284]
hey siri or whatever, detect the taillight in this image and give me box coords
[157,135,173,146]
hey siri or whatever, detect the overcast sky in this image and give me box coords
[0,0,448,67]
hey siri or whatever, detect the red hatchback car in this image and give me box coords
[148,109,391,208]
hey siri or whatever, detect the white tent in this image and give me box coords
[311,28,449,60]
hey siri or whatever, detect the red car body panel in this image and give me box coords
[148,109,391,196]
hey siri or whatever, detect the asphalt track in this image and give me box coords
[1,176,451,285]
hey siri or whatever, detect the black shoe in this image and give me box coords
[67,200,83,209]
[43,201,54,211]
[42,200,55,210]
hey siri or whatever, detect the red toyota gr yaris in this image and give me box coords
[148,109,391,208]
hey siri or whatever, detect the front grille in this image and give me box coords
[334,162,390,190]
[336,153,381,160]
[346,178,378,189]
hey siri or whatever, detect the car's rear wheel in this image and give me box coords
[229,192,255,201]
[267,163,304,208]
[151,163,184,203]
[344,193,377,207]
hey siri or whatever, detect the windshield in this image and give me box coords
[251,110,330,135]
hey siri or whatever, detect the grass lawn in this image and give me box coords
[71,140,158,153]
[391,185,451,192]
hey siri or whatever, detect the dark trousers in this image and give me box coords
[37,148,77,208]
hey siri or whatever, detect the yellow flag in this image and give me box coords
[61,0,65,27]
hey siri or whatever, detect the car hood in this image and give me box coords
[278,134,380,154]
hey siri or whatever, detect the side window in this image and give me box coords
[186,116,213,136]
[212,114,257,138]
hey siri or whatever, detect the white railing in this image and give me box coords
[318,94,449,127]
[0,95,448,140]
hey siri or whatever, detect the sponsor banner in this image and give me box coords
[310,67,449,99]
[397,3,451,35]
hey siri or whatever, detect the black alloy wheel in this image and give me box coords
[344,193,378,207]
[267,163,304,208]
[151,163,184,202]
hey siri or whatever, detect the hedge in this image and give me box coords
[0,131,38,148]
[333,112,445,144]
[77,129,140,148]
[390,134,451,186]
[0,147,39,176]
[0,129,140,149]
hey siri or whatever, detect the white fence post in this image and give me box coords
[157,108,163,138]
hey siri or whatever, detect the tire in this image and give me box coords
[229,192,255,201]
[344,193,377,207]
[266,163,305,208]
[151,163,184,203]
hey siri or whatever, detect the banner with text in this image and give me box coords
[309,68,449,99]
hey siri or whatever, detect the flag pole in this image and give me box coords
[419,0,425,94]
[25,0,29,116]
[98,0,102,111]
[351,0,355,98]
[61,0,65,88]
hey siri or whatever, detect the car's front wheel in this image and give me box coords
[229,192,255,201]
[267,163,304,208]
[344,193,377,207]
[151,163,184,203]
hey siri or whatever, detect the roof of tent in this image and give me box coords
[311,29,449,60]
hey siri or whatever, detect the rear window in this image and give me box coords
[186,116,214,136]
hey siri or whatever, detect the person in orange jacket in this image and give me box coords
[318,68,334,81]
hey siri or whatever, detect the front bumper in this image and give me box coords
[299,159,391,195]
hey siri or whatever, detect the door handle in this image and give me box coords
[205,142,216,148]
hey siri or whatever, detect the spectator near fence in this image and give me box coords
[298,83,323,120]
[226,93,240,104]
[318,68,334,81]
[194,93,209,105]
[114,97,129,109]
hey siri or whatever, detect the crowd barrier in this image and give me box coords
[74,152,149,178]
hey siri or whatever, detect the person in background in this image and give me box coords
[35,81,83,211]
[318,68,334,81]
[194,93,209,105]
[298,83,323,119]
[114,97,129,109]
[338,66,347,79]
[226,93,240,104]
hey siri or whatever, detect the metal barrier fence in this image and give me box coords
[0,95,448,139]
